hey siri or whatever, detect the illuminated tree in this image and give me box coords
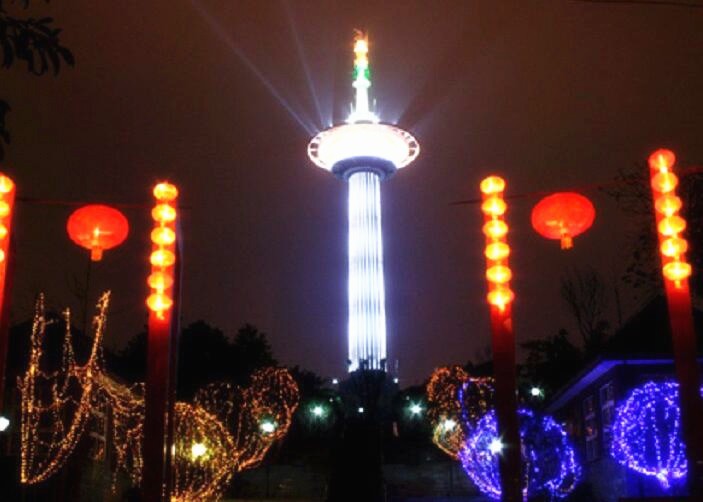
[460,408,580,500]
[426,366,493,459]
[19,293,299,501]
[611,381,688,489]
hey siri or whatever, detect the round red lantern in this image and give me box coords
[531,192,595,249]
[67,205,129,261]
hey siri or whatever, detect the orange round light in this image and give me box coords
[661,237,688,258]
[481,197,507,217]
[663,261,691,282]
[66,205,129,261]
[487,287,514,309]
[483,220,508,239]
[651,172,678,194]
[148,271,174,291]
[153,182,178,202]
[0,201,10,218]
[648,149,675,172]
[485,242,510,261]
[152,204,176,223]
[147,293,173,313]
[151,227,176,246]
[486,265,512,284]
[0,224,8,240]
[480,176,505,195]
[531,192,595,249]
[150,249,176,267]
[0,175,14,194]
[658,215,686,237]
[655,194,682,217]
[0,249,6,263]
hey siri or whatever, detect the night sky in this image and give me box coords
[3,1,703,384]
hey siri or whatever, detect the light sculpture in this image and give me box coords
[479,175,521,500]
[426,367,494,459]
[611,381,687,489]
[647,148,703,492]
[460,408,580,500]
[66,204,129,261]
[307,32,419,372]
[530,192,595,249]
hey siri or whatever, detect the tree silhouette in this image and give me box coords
[0,0,74,159]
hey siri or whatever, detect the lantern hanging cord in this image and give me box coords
[15,196,190,211]
[450,164,703,207]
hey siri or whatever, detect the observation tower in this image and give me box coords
[308,33,419,372]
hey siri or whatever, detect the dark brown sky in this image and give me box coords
[3,1,703,384]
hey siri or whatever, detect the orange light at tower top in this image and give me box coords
[649,149,691,287]
[147,182,178,319]
[480,176,513,311]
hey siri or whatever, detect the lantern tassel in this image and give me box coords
[560,234,573,250]
[90,248,103,261]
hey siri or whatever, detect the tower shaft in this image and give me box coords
[348,171,386,371]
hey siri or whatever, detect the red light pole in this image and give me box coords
[142,182,180,501]
[479,176,521,501]
[648,149,703,495]
[0,174,15,419]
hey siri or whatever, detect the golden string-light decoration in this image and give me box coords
[19,292,109,484]
[19,293,299,501]
[426,366,494,459]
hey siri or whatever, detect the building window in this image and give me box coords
[600,381,615,453]
[583,395,599,461]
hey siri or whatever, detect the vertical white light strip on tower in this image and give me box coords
[348,171,386,371]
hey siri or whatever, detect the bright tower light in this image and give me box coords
[307,31,419,373]
[0,415,9,432]
[409,403,423,416]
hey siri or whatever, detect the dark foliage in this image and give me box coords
[0,0,74,159]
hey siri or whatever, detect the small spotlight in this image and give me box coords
[312,405,325,417]
[530,386,543,398]
[442,419,456,432]
[357,407,364,414]
[260,420,276,434]
[0,415,9,432]
[409,403,423,416]
[488,438,504,455]
[332,378,339,385]
[191,442,207,460]
[393,377,399,384]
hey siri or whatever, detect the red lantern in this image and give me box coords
[531,192,595,249]
[67,204,129,261]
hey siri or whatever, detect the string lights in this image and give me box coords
[460,408,580,500]
[611,381,688,489]
[147,182,178,318]
[426,366,494,459]
[19,293,299,501]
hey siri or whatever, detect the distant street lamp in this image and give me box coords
[409,403,423,416]
[530,387,543,398]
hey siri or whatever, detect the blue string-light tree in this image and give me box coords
[459,408,580,500]
[610,381,692,490]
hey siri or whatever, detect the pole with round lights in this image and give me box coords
[0,173,15,426]
[480,175,521,501]
[143,181,181,502]
[648,149,703,493]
